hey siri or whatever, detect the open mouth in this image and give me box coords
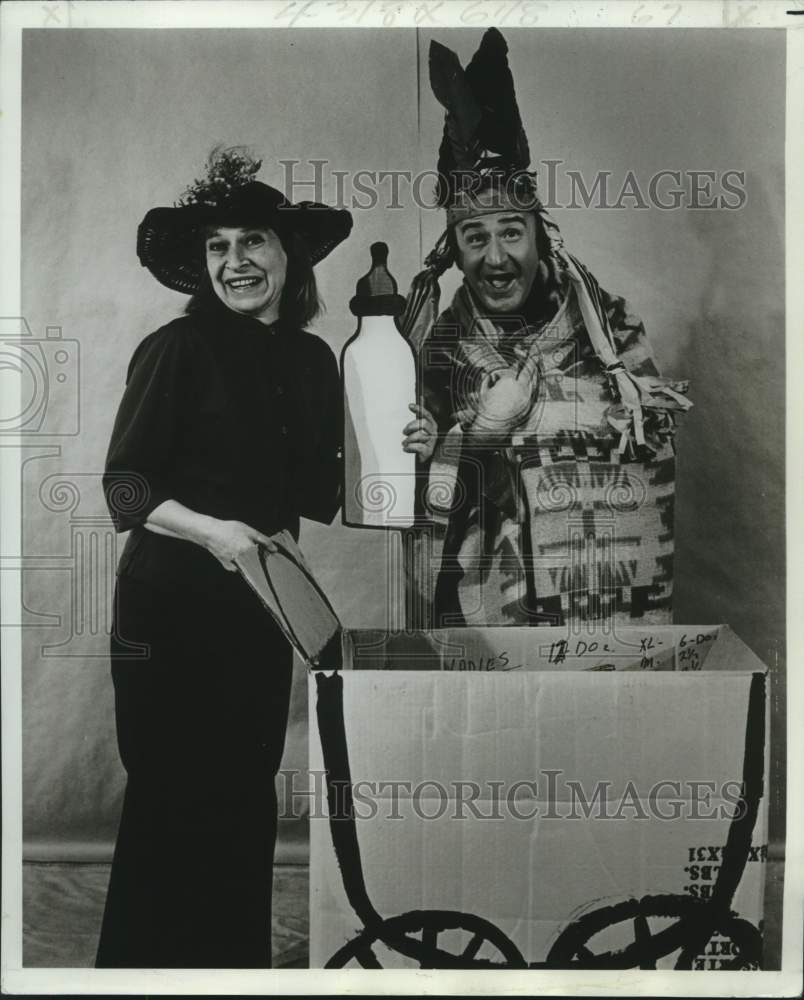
[226,276,263,292]
[482,274,517,295]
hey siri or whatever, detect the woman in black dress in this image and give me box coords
[96,149,352,968]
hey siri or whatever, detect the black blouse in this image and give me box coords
[103,302,342,599]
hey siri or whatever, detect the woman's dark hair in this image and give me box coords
[186,221,322,327]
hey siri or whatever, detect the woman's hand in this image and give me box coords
[202,519,278,572]
[402,402,438,463]
[145,501,278,571]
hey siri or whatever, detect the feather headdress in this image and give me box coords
[401,29,544,347]
[431,28,534,214]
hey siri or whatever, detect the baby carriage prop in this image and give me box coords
[238,542,769,970]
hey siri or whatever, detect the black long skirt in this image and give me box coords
[95,573,293,968]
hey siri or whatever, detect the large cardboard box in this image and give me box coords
[309,625,769,970]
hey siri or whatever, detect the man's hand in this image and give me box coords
[402,402,438,462]
[203,519,278,572]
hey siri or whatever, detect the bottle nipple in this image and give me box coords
[349,242,407,317]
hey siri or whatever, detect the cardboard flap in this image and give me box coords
[236,533,342,669]
[343,624,769,674]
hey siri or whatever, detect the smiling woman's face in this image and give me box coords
[205,226,287,324]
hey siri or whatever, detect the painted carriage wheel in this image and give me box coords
[674,916,762,970]
[545,895,762,970]
[324,909,527,969]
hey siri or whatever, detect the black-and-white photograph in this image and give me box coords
[1,1,801,995]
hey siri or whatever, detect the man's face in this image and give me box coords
[454,211,540,315]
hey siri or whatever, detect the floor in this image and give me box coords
[22,857,783,969]
[22,862,308,969]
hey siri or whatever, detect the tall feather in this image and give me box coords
[464,28,530,170]
[429,29,530,208]
[430,40,483,204]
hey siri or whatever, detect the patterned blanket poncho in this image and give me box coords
[411,275,691,628]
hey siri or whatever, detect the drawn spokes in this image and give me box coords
[546,895,762,970]
[325,909,527,969]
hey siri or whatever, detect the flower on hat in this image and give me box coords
[177,146,263,208]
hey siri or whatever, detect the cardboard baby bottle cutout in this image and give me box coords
[342,242,416,528]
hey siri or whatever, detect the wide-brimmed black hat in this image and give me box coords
[137,151,352,295]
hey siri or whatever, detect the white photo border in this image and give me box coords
[1,1,802,995]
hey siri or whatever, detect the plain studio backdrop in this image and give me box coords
[20,29,784,865]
